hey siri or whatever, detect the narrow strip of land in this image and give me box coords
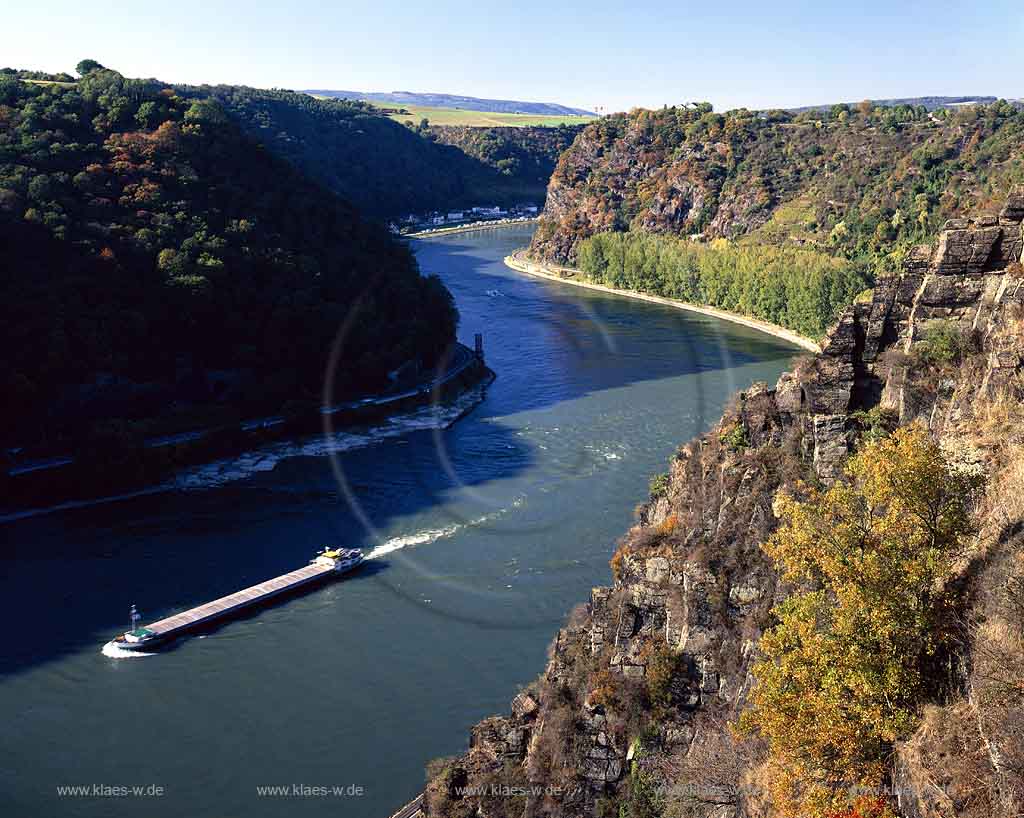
[405,217,539,239]
[504,250,821,353]
[388,793,424,818]
[7,343,483,479]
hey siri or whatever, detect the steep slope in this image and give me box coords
[427,124,583,190]
[0,69,457,449]
[425,196,1024,817]
[530,102,1024,265]
[180,85,562,218]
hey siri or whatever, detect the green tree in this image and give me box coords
[183,99,227,126]
[75,59,105,76]
[134,101,161,129]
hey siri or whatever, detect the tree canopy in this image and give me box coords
[575,230,869,339]
[75,59,105,77]
[741,425,985,817]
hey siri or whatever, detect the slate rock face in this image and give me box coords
[767,200,1024,485]
[933,225,1001,275]
[1000,190,1024,223]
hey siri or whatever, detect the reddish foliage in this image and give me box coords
[825,796,891,818]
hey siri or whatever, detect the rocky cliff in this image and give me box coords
[528,103,1024,265]
[424,192,1024,818]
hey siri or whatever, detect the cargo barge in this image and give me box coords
[108,548,364,651]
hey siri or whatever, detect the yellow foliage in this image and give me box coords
[610,543,629,582]
[741,425,984,817]
[588,669,620,711]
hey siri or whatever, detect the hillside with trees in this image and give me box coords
[427,124,582,191]
[302,89,593,117]
[788,95,1007,113]
[0,64,458,453]
[531,100,1024,266]
[178,85,568,218]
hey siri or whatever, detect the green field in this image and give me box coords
[310,98,596,127]
[22,79,77,87]
[384,104,595,127]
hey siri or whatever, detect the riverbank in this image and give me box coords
[504,250,821,353]
[405,217,539,239]
[2,344,495,514]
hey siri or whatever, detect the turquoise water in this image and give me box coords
[0,225,798,818]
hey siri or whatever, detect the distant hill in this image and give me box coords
[304,89,594,117]
[180,85,571,218]
[788,95,1011,112]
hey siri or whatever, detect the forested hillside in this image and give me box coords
[179,85,564,218]
[532,100,1024,265]
[427,124,582,190]
[0,65,457,449]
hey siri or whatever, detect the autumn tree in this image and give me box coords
[741,425,984,817]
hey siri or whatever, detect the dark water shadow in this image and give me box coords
[0,414,534,678]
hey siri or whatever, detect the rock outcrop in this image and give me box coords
[425,193,1024,818]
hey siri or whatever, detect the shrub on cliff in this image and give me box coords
[911,319,976,367]
[741,425,985,817]
[644,644,689,719]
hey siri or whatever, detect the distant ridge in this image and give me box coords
[787,95,1015,112]
[303,89,594,117]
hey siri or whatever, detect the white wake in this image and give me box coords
[101,641,155,659]
[366,510,503,560]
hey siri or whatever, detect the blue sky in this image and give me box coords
[7,0,1022,113]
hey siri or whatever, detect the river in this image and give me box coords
[0,224,800,818]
